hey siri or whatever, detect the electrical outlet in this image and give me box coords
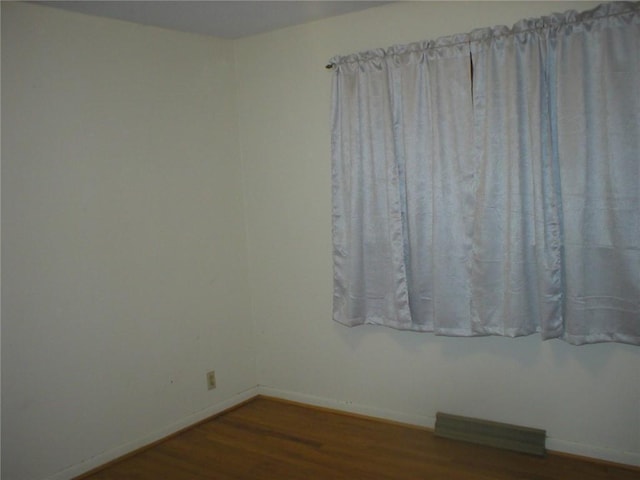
[206,370,216,390]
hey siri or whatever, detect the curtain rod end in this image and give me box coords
[325,63,336,70]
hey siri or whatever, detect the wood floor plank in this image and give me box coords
[76,396,639,480]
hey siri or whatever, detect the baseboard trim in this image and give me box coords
[258,386,640,470]
[546,438,640,470]
[256,386,434,429]
[53,385,639,478]
[62,386,259,480]
[258,393,434,432]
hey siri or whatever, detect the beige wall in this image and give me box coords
[235,0,639,468]
[2,3,255,479]
[2,2,639,479]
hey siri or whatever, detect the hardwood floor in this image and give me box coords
[77,396,638,479]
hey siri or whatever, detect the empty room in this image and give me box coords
[2,1,639,479]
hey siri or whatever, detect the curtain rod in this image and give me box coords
[323,3,639,71]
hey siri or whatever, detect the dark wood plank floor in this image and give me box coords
[77,396,638,479]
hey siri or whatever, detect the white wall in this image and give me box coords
[235,1,640,467]
[2,3,255,479]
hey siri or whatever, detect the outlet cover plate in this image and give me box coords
[206,370,216,390]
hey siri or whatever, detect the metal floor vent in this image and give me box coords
[434,412,546,456]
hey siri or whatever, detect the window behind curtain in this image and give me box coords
[330,2,640,345]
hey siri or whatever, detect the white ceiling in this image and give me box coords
[36,1,392,39]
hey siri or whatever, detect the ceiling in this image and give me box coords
[36,1,392,39]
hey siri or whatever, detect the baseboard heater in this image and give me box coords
[434,412,546,456]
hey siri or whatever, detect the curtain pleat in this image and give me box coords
[331,51,412,329]
[331,2,640,345]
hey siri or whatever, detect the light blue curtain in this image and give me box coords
[331,2,639,345]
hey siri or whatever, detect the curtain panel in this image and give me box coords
[330,2,639,345]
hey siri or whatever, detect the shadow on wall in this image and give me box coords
[334,319,638,373]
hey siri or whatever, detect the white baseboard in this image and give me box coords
[258,386,640,468]
[50,384,639,478]
[50,386,259,480]
[257,386,434,429]
[546,438,640,468]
